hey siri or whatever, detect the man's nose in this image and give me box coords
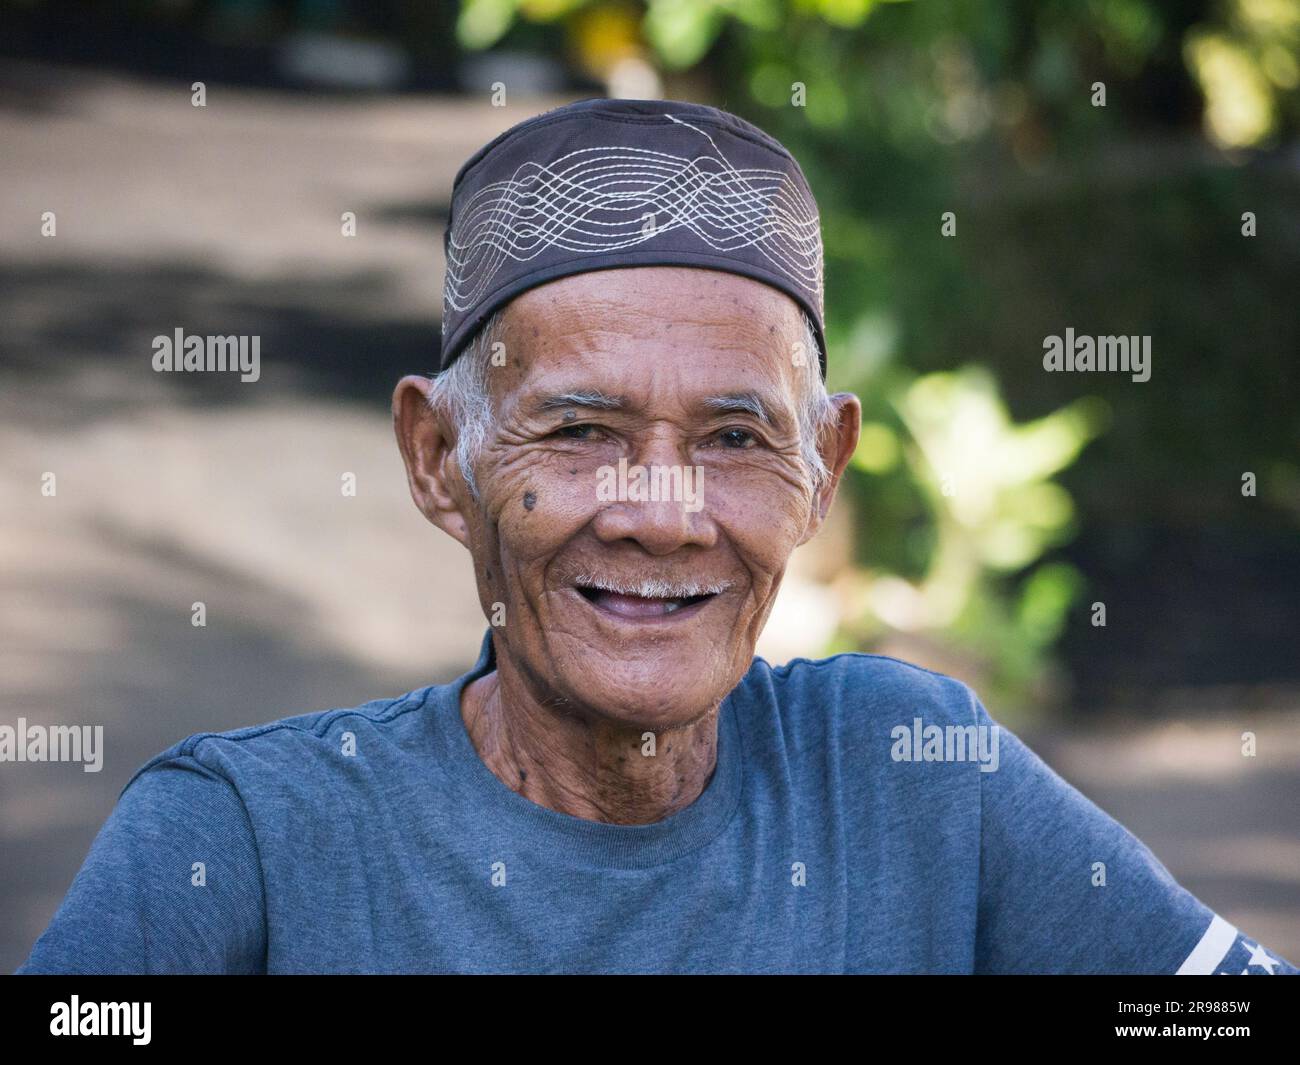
[589,430,716,556]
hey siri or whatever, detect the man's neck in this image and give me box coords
[458,665,721,825]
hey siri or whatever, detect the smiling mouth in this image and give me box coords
[572,582,722,620]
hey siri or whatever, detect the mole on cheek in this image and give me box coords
[523,491,537,511]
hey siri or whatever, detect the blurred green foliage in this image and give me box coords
[458,0,1300,712]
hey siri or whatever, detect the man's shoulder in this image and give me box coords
[731,648,986,770]
[739,647,979,725]
[121,686,441,798]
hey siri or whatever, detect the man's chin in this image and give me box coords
[547,662,733,730]
[527,591,750,717]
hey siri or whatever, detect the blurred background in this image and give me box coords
[2,0,1298,969]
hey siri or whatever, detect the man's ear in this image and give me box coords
[392,375,472,549]
[798,391,861,546]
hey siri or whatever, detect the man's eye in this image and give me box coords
[554,423,598,440]
[717,427,756,448]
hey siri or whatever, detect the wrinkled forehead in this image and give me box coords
[489,267,808,421]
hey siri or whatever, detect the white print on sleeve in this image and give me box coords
[1176,913,1288,975]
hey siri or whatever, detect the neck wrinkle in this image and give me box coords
[461,667,721,827]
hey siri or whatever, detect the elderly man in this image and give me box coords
[19,99,1298,975]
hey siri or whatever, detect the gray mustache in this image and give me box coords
[572,574,733,598]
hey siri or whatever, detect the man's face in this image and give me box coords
[398,266,855,730]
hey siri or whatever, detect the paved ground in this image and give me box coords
[2,61,1297,971]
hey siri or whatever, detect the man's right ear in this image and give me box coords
[391,375,472,548]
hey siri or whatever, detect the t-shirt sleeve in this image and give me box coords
[972,697,1298,975]
[16,754,267,974]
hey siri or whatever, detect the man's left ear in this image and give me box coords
[798,392,861,546]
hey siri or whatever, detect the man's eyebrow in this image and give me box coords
[702,392,778,425]
[531,390,627,415]
[529,389,783,425]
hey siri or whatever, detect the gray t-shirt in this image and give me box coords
[18,629,1298,974]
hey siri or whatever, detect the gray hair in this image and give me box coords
[429,309,836,503]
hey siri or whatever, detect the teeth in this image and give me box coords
[663,599,684,614]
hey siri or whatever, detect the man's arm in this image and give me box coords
[973,697,1297,975]
[17,756,266,974]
